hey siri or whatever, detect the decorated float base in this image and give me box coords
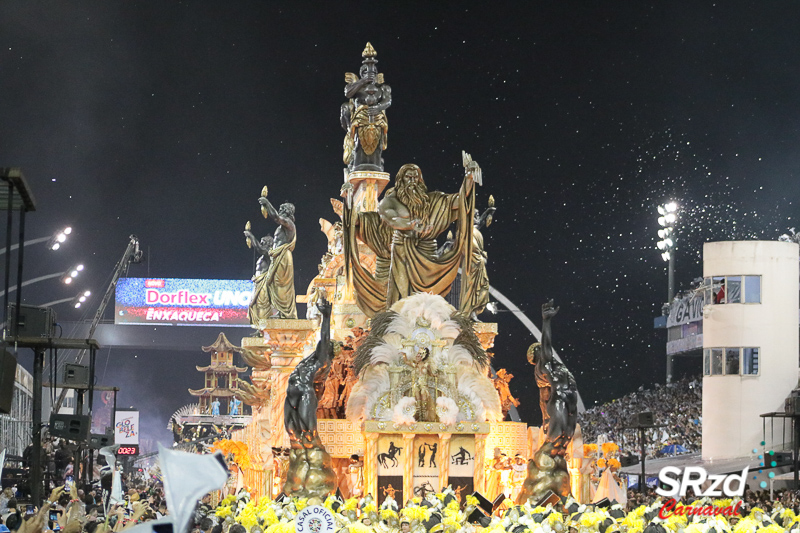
[232,419,599,507]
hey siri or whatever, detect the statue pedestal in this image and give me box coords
[346,170,390,213]
[282,435,337,501]
[242,318,317,450]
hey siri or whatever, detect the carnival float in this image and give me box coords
[185,43,611,514]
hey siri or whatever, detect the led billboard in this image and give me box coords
[115,278,253,326]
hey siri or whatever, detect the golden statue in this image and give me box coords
[493,368,520,420]
[341,43,391,172]
[342,154,481,317]
[244,186,298,324]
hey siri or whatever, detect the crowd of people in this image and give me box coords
[4,469,800,533]
[578,377,702,459]
[0,474,166,533]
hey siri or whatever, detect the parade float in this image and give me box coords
[223,43,591,509]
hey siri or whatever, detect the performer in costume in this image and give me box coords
[510,454,527,502]
[403,347,437,422]
[229,397,241,416]
[485,447,506,502]
[593,460,626,505]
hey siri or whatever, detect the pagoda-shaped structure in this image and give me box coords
[190,332,249,416]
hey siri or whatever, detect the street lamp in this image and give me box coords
[656,202,678,303]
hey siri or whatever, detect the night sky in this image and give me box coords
[2,2,799,448]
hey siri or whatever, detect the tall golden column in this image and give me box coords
[437,433,452,491]
[363,432,379,499]
[474,434,487,494]
[402,433,416,503]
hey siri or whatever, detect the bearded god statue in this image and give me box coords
[341,153,483,317]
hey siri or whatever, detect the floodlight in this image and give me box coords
[657,205,666,215]
[657,241,667,250]
[47,226,73,251]
[664,238,673,248]
[658,216,667,227]
[665,213,676,224]
[665,202,677,213]
[61,264,84,284]
[70,289,91,309]
[661,251,671,261]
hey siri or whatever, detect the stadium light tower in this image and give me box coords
[657,201,678,384]
[657,201,678,303]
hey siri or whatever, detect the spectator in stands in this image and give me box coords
[0,489,13,514]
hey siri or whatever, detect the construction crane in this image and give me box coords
[53,235,143,412]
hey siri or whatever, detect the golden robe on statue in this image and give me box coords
[249,237,298,322]
[459,225,490,316]
[343,164,475,317]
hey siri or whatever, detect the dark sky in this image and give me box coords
[2,2,799,448]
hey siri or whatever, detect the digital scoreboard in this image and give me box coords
[116,445,139,456]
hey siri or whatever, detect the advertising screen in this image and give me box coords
[114,410,139,446]
[115,278,253,326]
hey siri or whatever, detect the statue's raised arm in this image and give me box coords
[540,299,559,366]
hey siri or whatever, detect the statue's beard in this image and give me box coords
[396,178,430,223]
